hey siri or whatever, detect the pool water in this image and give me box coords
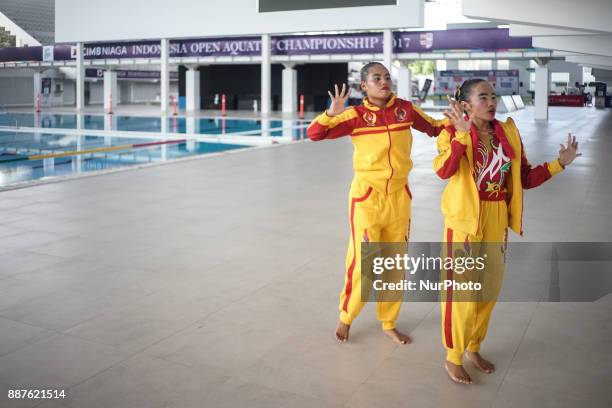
[0,113,307,137]
[0,131,248,187]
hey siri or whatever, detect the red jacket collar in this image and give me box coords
[362,94,396,111]
[467,118,515,160]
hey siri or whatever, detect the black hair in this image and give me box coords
[360,62,387,81]
[454,78,487,103]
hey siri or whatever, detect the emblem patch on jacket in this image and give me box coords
[363,111,377,126]
[394,107,407,122]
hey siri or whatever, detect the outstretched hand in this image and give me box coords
[326,83,351,117]
[443,95,471,133]
[558,133,581,166]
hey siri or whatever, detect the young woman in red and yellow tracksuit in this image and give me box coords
[434,79,580,384]
[307,62,448,345]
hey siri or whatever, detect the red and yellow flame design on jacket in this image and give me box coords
[433,117,565,236]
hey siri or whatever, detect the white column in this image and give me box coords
[76,113,83,131]
[160,38,169,114]
[261,34,271,115]
[282,63,297,114]
[186,116,200,135]
[103,69,118,113]
[75,42,84,111]
[261,117,270,138]
[383,29,393,71]
[535,62,550,121]
[161,114,169,134]
[33,71,41,108]
[186,66,200,112]
[282,118,293,139]
[397,61,412,100]
[103,112,116,145]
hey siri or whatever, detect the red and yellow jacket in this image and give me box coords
[307,94,447,194]
[433,117,565,236]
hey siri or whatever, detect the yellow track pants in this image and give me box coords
[339,179,412,330]
[441,200,508,365]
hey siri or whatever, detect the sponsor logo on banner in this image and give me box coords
[42,46,54,62]
[419,33,433,49]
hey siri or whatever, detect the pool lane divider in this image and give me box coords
[0,138,187,163]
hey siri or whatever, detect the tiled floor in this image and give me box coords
[0,106,610,407]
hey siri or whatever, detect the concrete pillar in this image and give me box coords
[186,66,200,112]
[261,118,270,138]
[535,60,550,121]
[75,42,84,111]
[383,29,393,71]
[282,118,294,139]
[186,116,200,135]
[33,71,41,109]
[161,145,168,161]
[161,114,169,134]
[397,61,412,100]
[75,134,83,171]
[43,158,54,176]
[282,63,297,114]
[160,38,169,114]
[261,33,271,115]
[103,69,118,113]
[103,113,116,145]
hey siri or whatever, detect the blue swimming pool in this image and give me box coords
[0,130,249,187]
[0,113,308,188]
[0,112,307,137]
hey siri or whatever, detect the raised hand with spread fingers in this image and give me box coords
[326,83,351,117]
[443,95,471,133]
[558,133,581,167]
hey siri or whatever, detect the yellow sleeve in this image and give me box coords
[307,108,358,141]
[434,128,469,179]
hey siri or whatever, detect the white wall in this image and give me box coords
[509,60,530,96]
[548,60,584,87]
[0,68,178,107]
[89,81,104,104]
[0,77,33,106]
[77,81,178,105]
[56,0,423,42]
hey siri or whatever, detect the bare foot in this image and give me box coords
[445,361,472,384]
[335,321,350,343]
[465,351,495,374]
[383,328,412,345]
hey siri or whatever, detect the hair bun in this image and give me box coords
[454,85,461,101]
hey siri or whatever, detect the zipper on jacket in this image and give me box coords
[470,143,481,236]
[382,107,393,194]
